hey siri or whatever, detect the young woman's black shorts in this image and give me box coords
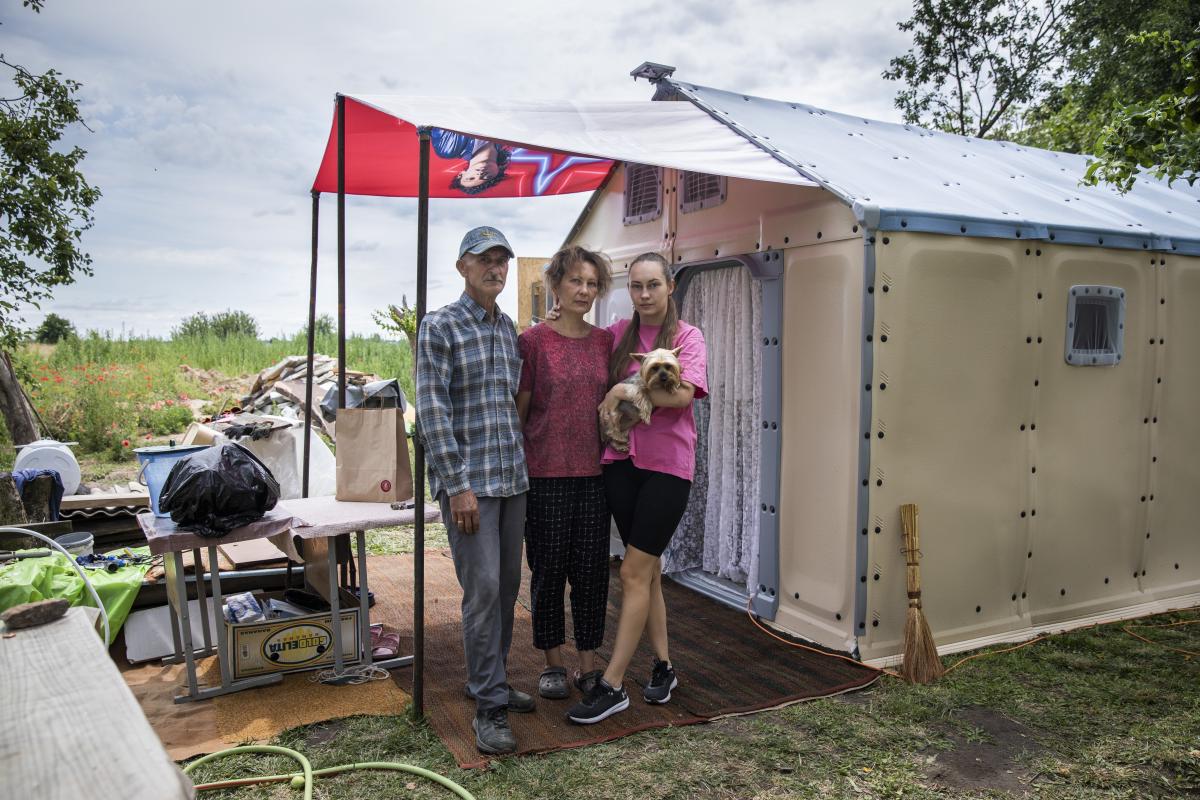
[602,458,692,557]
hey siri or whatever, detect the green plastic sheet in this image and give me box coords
[0,550,150,644]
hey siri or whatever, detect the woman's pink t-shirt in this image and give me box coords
[518,323,614,478]
[601,319,708,481]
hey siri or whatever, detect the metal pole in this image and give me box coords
[303,190,319,498]
[412,126,431,719]
[337,94,347,410]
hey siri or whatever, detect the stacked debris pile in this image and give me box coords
[239,355,378,437]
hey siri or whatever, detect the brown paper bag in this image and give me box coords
[334,408,413,502]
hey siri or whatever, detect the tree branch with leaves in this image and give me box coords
[884,0,1072,138]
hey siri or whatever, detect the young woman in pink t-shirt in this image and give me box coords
[567,252,707,725]
[516,246,614,702]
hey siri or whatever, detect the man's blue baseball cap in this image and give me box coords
[458,226,515,259]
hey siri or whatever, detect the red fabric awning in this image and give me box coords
[311,97,613,198]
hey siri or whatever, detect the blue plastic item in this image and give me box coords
[134,443,210,517]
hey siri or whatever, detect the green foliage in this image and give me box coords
[1019,0,1200,153]
[13,329,413,456]
[372,295,417,344]
[1083,27,1200,191]
[313,313,335,337]
[886,0,1200,189]
[34,312,74,343]
[884,0,1072,138]
[0,3,101,349]
[172,309,260,340]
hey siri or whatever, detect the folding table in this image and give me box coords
[138,497,439,702]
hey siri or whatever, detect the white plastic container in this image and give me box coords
[55,531,94,558]
[13,439,82,496]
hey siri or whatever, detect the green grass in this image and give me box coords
[181,607,1200,799]
[7,331,412,460]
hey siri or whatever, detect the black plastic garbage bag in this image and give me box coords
[320,378,406,423]
[159,443,281,537]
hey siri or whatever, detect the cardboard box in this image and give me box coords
[227,590,360,679]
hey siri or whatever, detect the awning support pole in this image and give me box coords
[412,126,431,719]
[336,94,347,410]
[302,190,319,498]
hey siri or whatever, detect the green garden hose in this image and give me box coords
[181,744,475,800]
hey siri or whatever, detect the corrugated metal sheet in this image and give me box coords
[666,80,1200,255]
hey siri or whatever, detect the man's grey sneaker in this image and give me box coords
[463,683,537,712]
[566,678,629,724]
[506,685,536,713]
[643,659,678,704]
[473,707,516,755]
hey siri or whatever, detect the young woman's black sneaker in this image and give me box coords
[566,678,629,724]
[643,659,678,704]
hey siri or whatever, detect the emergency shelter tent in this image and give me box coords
[566,68,1200,663]
[307,62,1200,714]
[305,77,817,713]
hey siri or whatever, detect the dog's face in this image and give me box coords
[632,347,683,392]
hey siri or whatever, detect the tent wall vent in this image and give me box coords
[623,163,663,226]
[1064,285,1126,366]
[679,171,727,214]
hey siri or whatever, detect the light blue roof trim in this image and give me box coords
[663,80,1200,254]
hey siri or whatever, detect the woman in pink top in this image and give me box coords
[567,252,707,725]
[516,246,614,701]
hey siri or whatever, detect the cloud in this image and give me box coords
[8,0,920,338]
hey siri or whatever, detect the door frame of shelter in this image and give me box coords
[671,252,784,620]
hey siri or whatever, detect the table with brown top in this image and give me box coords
[138,496,439,702]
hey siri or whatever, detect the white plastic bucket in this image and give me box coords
[134,444,210,517]
[55,531,93,558]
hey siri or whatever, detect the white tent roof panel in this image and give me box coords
[345,94,817,188]
[670,82,1200,253]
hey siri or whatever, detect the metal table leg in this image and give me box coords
[168,551,200,700]
[328,540,345,677]
[208,545,232,687]
[355,529,413,672]
[192,548,213,656]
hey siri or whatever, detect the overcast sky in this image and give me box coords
[6,0,912,339]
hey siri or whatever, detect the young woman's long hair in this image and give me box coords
[609,252,679,385]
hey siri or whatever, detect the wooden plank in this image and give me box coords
[218,538,288,569]
[60,492,149,511]
[0,608,194,799]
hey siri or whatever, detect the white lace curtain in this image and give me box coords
[663,266,762,587]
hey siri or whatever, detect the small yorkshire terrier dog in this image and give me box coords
[600,347,683,452]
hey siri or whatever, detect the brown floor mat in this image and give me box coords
[373,552,879,768]
[123,552,877,767]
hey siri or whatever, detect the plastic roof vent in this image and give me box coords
[623,163,662,226]
[680,171,727,213]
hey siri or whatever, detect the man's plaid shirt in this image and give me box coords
[415,292,528,499]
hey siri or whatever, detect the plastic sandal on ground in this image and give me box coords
[538,666,569,699]
[574,669,603,695]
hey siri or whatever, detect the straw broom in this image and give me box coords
[900,503,943,683]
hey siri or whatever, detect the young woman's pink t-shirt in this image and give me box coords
[601,319,708,481]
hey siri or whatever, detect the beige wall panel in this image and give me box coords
[860,234,1035,660]
[1026,246,1154,624]
[1146,253,1200,599]
[571,164,672,269]
[774,238,862,650]
[674,181,857,266]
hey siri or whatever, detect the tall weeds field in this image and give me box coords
[6,331,412,463]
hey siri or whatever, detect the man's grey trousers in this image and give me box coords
[439,492,527,712]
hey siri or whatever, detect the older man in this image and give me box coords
[416,226,533,755]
